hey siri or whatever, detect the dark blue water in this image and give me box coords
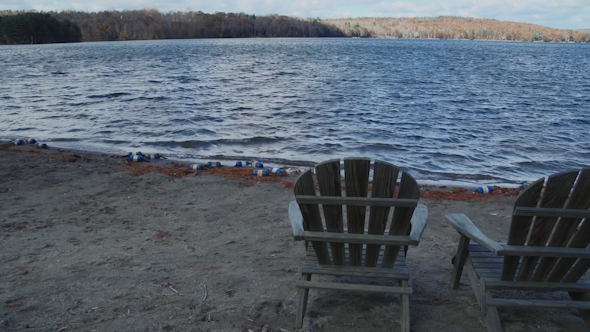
[1,38,589,186]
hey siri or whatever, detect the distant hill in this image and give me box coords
[324,16,590,42]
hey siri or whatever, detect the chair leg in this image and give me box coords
[483,290,503,332]
[296,273,312,328]
[569,291,590,327]
[466,259,503,331]
[400,280,410,332]
[451,235,470,289]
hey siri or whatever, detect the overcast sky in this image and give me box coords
[2,0,589,29]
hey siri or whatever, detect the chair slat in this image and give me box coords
[294,196,417,207]
[514,207,590,219]
[501,178,544,281]
[344,158,371,266]
[518,171,578,281]
[486,298,590,310]
[294,170,331,265]
[485,280,590,291]
[304,247,408,273]
[296,280,413,294]
[547,220,590,281]
[564,257,590,283]
[300,263,409,279]
[302,231,412,245]
[366,161,399,267]
[500,245,590,258]
[382,172,420,268]
[315,159,346,265]
[545,169,590,282]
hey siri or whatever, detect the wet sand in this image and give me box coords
[0,143,586,332]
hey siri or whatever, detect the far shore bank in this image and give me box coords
[1,36,587,47]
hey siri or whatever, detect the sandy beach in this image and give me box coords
[1,143,587,332]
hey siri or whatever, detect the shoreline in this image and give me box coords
[1,141,523,201]
[1,139,528,189]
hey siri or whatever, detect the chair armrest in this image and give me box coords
[409,204,428,244]
[289,201,304,241]
[445,213,503,253]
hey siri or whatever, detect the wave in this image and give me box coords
[150,136,288,149]
[174,153,317,167]
[573,119,590,125]
[127,96,169,101]
[68,101,103,107]
[169,76,200,84]
[195,129,218,135]
[361,143,410,152]
[275,71,297,76]
[18,74,44,78]
[48,138,80,142]
[414,168,502,182]
[87,92,132,99]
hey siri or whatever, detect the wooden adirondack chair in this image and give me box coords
[448,168,590,331]
[289,158,428,331]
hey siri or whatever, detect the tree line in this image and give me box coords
[2,10,587,44]
[326,16,590,43]
[0,9,345,42]
[0,12,82,44]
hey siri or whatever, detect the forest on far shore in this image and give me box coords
[0,9,345,44]
[1,9,588,44]
[0,12,82,44]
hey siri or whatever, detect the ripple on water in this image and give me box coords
[87,92,132,99]
[1,39,589,185]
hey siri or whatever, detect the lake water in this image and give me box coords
[1,38,589,186]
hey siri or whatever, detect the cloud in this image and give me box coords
[2,0,589,29]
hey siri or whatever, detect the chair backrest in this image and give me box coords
[501,168,590,282]
[293,158,420,268]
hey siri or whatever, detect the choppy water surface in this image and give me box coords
[1,38,589,186]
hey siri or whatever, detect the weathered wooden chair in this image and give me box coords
[448,168,590,331]
[289,158,428,331]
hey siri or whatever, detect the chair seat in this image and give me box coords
[468,244,590,291]
[468,243,504,280]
